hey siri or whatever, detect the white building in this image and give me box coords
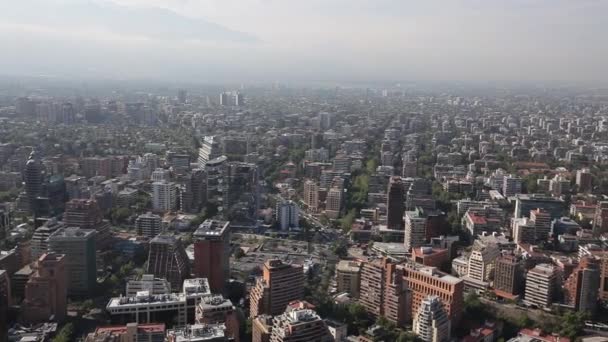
[524,263,557,308]
[152,181,177,212]
[404,210,427,251]
[276,200,299,230]
[135,212,163,238]
[413,295,450,342]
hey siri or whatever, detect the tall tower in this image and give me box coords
[24,150,43,215]
[193,220,231,293]
[387,177,406,230]
[250,259,304,317]
[413,295,451,342]
[146,234,190,291]
[22,253,68,323]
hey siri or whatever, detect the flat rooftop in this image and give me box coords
[194,220,229,238]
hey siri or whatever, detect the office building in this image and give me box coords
[502,175,522,197]
[24,151,44,215]
[411,247,449,269]
[198,136,222,170]
[336,260,361,298]
[564,257,600,313]
[126,274,172,297]
[220,92,230,106]
[195,295,240,342]
[276,200,299,231]
[48,227,96,296]
[493,255,521,297]
[530,208,551,241]
[514,194,564,219]
[224,162,259,221]
[467,243,500,283]
[22,253,67,323]
[524,264,557,308]
[136,212,163,238]
[153,181,177,212]
[576,168,592,193]
[303,180,319,213]
[268,308,332,342]
[325,187,343,219]
[85,323,166,342]
[401,263,463,323]
[404,210,427,251]
[250,259,304,317]
[235,92,245,106]
[413,295,450,342]
[193,220,231,293]
[146,234,190,291]
[205,156,227,205]
[64,198,111,249]
[31,218,65,259]
[387,177,406,230]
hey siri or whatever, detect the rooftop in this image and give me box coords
[167,323,226,341]
[50,227,96,239]
[194,219,230,238]
[182,278,211,297]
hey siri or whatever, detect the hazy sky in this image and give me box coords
[1,0,607,84]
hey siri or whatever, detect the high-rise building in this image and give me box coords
[31,218,65,259]
[178,89,187,103]
[325,187,343,219]
[224,162,259,221]
[220,92,230,106]
[193,220,231,293]
[205,156,228,205]
[358,258,407,326]
[22,253,67,323]
[593,201,608,236]
[530,208,551,241]
[196,295,240,342]
[235,92,245,106]
[467,243,500,283]
[502,175,522,197]
[48,227,96,296]
[64,198,111,249]
[24,151,43,215]
[146,234,190,291]
[514,194,564,219]
[404,210,427,251]
[252,315,273,342]
[524,263,557,308]
[401,263,463,323]
[576,168,592,193]
[601,255,608,302]
[564,257,600,313]
[250,259,304,317]
[268,308,333,342]
[413,295,451,342]
[387,177,406,230]
[493,254,521,296]
[0,269,10,336]
[198,136,222,170]
[81,156,113,178]
[276,200,299,231]
[303,180,319,213]
[336,260,362,298]
[151,168,171,182]
[152,181,178,212]
[135,212,163,238]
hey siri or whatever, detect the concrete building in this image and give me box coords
[564,257,600,313]
[136,212,163,238]
[195,295,240,342]
[252,315,273,342]
[502,175,522,197]
[126,274,172,297]
[493,255,521,297]
[524,264,557,308]
[48,227,96,296]
[22,253,67,323]
[401,263,463,323]
[413,295,450,342]
[276,200,299,231]
[411,247,449,269]
[601,255,608,302]
[530,209,551,241]
[336,260,362,298]
[193,220,230,293]
[387,177,406,230]
[514,194,564,220]
[358,258,407,326]
[152,181,177,212]
[31,219,65,259]
[250,259,304,317]
[303,180,319,213]
[325,187,343,219]
[467,243,500,283]
[268,309,333,342]
[198,136,222,170]
[146,234,190,291]
[64,198,111,248]
[593,201,608,236]
[24,151,43,215]
[576,168,592,193]
[85,323,166,342]
[404,210,427,251]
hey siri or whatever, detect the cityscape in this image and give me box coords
[2,1,608,342]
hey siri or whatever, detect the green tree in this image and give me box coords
[52,323,74,342]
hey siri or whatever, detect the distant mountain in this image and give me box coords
[3,0,258,43]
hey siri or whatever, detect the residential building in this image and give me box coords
[413,295,450,342]
[126,274,172,297]
[136,212,163,238]
[85,323,166,342]
[31,219,65,259]
[358,258,407,326]
[22,253,67,323]
[576,169,592,193]
[387,177,406,230]
[336,260,362,298]
[524,264,557,308]
[325,187,343,219]
[250,259,304,317]
[502,175,522,197]
[152,181,177,212]
[195,295,240,342]
[467,243,500,283]
[563,257,600,313]
[252,315,273,342]
[404,210,427,251]
[493,255,521,297]
[303,180,319,213]
[276,200,299,231]
[268,309,333,342]
[64,198,111,248]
